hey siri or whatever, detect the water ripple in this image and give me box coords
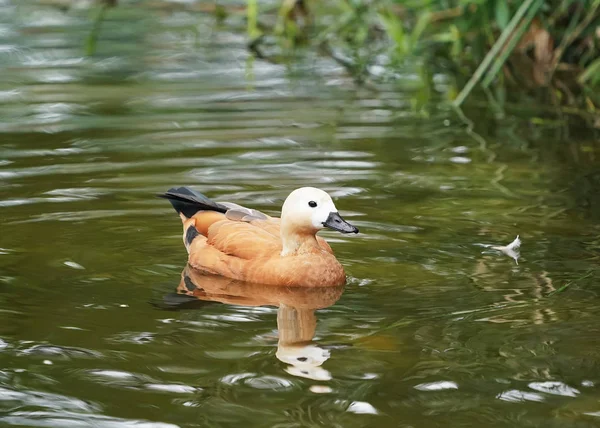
[108,332,155,345]
[0,411,179,428]
[528,381,580,397]
[18,344,102,360]
[347,401,378,415]
[85,369,148,387]
[496,389,545,403]
[0,386,99,413]
[146,384,197,394]
[0,2,596,427]
[220,373,295,391]
[414,381,459,391]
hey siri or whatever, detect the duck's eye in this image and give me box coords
[308,201,317,208]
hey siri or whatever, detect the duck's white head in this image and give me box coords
[280,187,358,235]
[276,343,332,381]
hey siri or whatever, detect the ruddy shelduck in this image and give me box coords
[160,187,358,287]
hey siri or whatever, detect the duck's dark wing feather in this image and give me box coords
[159,187,270,223]
[159,187,228,218]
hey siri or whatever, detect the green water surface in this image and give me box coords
[0,2,599,427]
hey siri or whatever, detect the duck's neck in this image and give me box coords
[277,304,316,344]
[280,222,320,256]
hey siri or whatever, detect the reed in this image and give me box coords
[258,0,600,115]
[84,0,600,115]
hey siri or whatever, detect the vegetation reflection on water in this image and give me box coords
[0,2,599,428]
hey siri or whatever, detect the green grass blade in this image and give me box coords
[482,0,544,87]
[453,0,539,107]
[379,10,406,57]
[547,271,594,296]
[409,11,431,52]
[495,0,510,30]
[578,58,600,85]
[247,0,260,40]
[85,4,109,56]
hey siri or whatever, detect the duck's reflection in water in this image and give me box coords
[277,304,332,381]
[170,265,344,381]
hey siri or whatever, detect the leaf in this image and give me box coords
[548,271,594,296]
[247,0,261,40]
[495,0,510,30]
[378,10,406,57]
[431,33,455,43]
[450,25,462,59]
[579,58,600,85]
[515,18,554,86]
[85,3,110,56]
[410,11,431,52]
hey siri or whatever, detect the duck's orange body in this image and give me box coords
[160,187,358,287]
[183,211,345,287]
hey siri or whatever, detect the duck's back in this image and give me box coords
[204,216,283,260]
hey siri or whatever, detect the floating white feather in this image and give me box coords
[492,235,521,264]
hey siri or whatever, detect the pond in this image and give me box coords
[0,2,599,427]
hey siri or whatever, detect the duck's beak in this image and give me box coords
[323,212,359,234]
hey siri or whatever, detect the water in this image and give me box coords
[1,2,599,427]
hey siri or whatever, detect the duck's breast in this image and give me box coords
[246,252,346,287]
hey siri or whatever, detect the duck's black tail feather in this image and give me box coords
[158,187,228,218]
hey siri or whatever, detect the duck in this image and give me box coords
[159,186,358,287]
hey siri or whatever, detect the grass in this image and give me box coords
[81,0,600,121]
[547,271,595,296]
[248,0,600,120]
